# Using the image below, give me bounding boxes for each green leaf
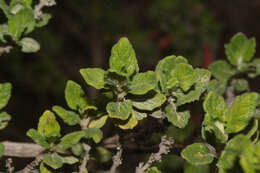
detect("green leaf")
[88,115,108,129]
[249,58,260,78]
[95,146,112,163]
[84,128,103,143]
[225,33,256,68]
[0,0,10,17]
[43,153,63,169]
[19,37,40,53]
[146,167,161,173]
[246,119,258,139]
[118,114,138,129]
[167,63,195,91]
[0,143,4,158]
[0,83,12,110]
[71,143,83,156]
[52,106,81,126]
[36,13,52,27]
[65,80,88,113]
[165,104,190,128]
[203,92,227,122]
[202,120,228,143]
[131,93,166,111]
[56,131,86,151]
[207,79,226,95]
[38,110,61,138]
[61,156,79,165]
[129,71,157,95]
[184,163,210,173]
[233,79,249,92]
[80,68,106,89]
[40,162,52,173]
[226,93,258,133]
[8,7,35,40]
[109,37,139,76]
[133,110,147,120]
[0,112,11,130]
[209,60,235,82]
[26,129,50,149]
[181,143,214,166]
[106,101,132,120]
[0,24,9,43]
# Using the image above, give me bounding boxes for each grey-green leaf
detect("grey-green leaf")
[26,129,50,149]
[80,68,105,89]
[106,101,132,120]
[61,156,79,165]
[56,131,86,151]
[0,83,12,110]
[129,71,157,95]
[109,37,139,76]
[20,37,40,53]
[43,153,63,169]
[132,93,166,111]
[52,106,81,126]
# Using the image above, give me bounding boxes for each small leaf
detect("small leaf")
[118,113,138,129]
[109,37,139,76]
[38,110,61,138]
[181,143,214,165]
[0,24,9,43]
[0,143,4,158]
[233,79,249,92]
[225,33,256,68]
[26,129,50,149]
[36,13,52,27]
[84,128,103,143]
[226,93,258,133]
[165,104,190,128]
[106,101,132,120]
[52,106,81,126]
[65,80,88,113]
[40,162,52,173]
[20,37,40,53]
[61,156,79,164]
[209,60,235,82]
[56,131,86,151]
[146,167,161,173]
[133,110,147,120]
[0,112,11,130]
[202,120,228,143]
[132,93,166,111]
[71,143,83,156]
[129,71,157,95]
[207,79,226,95]
[80,68,106,89]
[43,153,63,169]
[95,146,112,163]
[88,115,108,129]
[0,83,12,110]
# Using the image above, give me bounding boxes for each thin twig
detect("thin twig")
[109,144,123,173]
[0,46,12,56]
[22,154,43,173]
[34,0,56,19]
[79,143,91,173]
[135,136,174,173]
[5,158,14,173]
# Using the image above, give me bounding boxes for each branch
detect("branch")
[21,154,43,173]
[0,46,12,56]
[109,144,122,173]
[79,143,91,173]
[5,158,14,173]
[135,136,174,173]
[34,0,56,19]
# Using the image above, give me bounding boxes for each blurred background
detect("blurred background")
[0,0,260,172]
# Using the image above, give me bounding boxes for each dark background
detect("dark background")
[0,0,260,172]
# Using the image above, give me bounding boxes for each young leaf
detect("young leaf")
[225,33,256,68]
[106,101,132,120]
[109,37,139,76]
[0,83,12,110]
[209,60,235,82]
[19,37,40,53]
[202,120,228,143]
[0,112,11,130]
[84,128,103,143]
[40,162,52,173]
[36,13,52,27]
[65,80,88,113]
[52,106,81,126]
[131,93,166,111]
[56,131,86,151]
[43,153,63,169]
[38,110,61,138]
[181,143,214,166]
[0,143,4,158]
[80,68,105,89]
[165,104,190,128]
[133,110,147,120]
[88,115,108,129]
[226,92,258,133]
[26,129,50,149]
[207,79,226,95]
[129,71,157,95]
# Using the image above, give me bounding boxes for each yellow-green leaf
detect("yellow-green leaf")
[80,68,105,89]
[52,106,81,126]
[38,110,60,138]
[88,115,108,129]
[0,83,12,110]
[106,101,132,120]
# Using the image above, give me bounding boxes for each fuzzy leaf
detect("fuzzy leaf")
[0,83,12,110]
[88,115,108,129]
[209,60,235,82]
[0,112,11,130]
[106,101,132,120]
[26,129,50,149]
[165,104,190,128]
[84,128,103,143]
[80,68,105,89]
[109,37,138,76]
[52,106,81,126]
[20,37,40,53]
[43,153,63,169]
[225,33,255,68]
[56,131,86,151]
[132,93,166,111]
[226,93,258,133]
[181,143,214,166]
[129,71,157,95]
[38,110,60,138]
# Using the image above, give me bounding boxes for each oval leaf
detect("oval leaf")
[88,115,108,129]
[56,131,86,151]
[106,101,132,120]
[52,106,81,126]
[43,153,63,169]
[20,37,40,53]
[84,128,103,143]
[26,129,50,149]
[0,83,12,110]
[80,68,105,89]
[132,93,166,111]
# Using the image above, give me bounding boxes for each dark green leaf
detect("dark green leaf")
[40,162,52,173]
[95,146,112,163]
[0,0,10,17]
[80,68,106,89]
[52,106,81,126]
[26,129,50,149]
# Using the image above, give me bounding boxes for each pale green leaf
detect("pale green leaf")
[88,115,108,129]
[20,37,40,53]
[106,101,132,120]
[80,68,105,89]
[209,60,235,82]
[26,129,50,149]
[84,128,103,143]
[118,114,138,129]
[129,71,157,95]
[52,106,81,126]
[132,93,166,111]
[71,143,83,156]
[56,131,86,151]
[61,156,79,165]
[0,112,11,130]
[0,83,12,110]
[207,79,226,95]
[38,110,61,138]
[109,37,138,76]
[181,143,214,166]
[36,13,52,27]
[43,153,63,169]
[165,104,190,128]
[133,110,147,120]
